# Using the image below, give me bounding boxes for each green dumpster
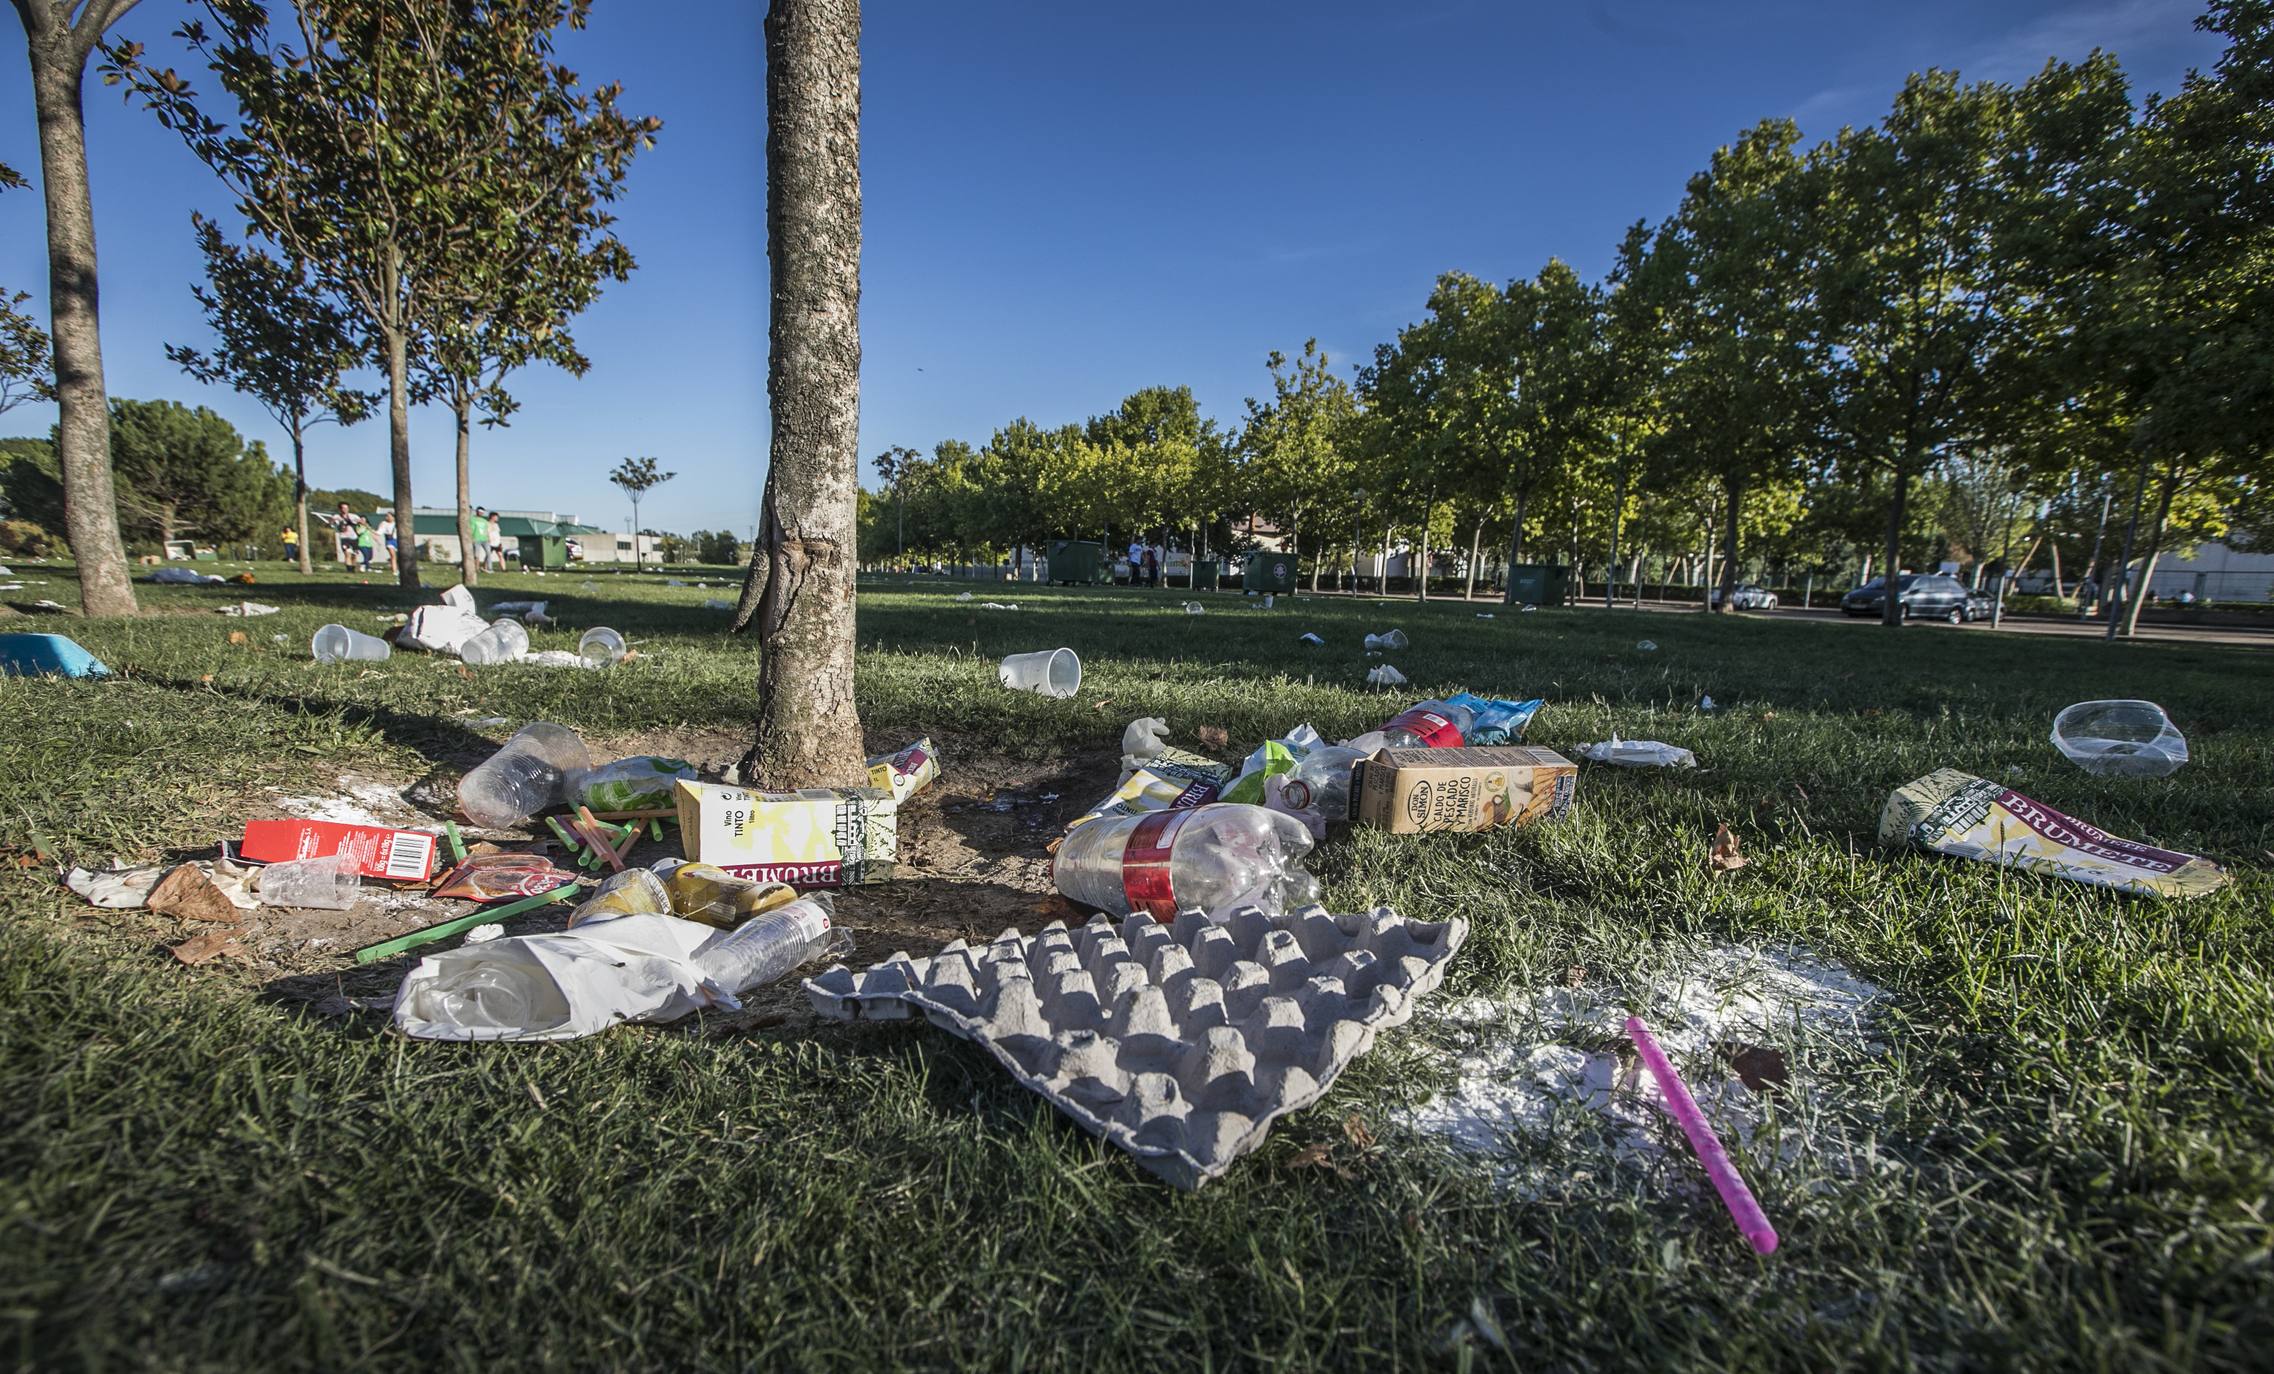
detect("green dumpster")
[1241,550,1298,594]
[519,534,570,570]
[1506,563,1570,606]
[1048,539,1111,586]
[1191,558,1219,592]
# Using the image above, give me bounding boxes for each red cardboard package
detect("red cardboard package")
[239,819,439,883]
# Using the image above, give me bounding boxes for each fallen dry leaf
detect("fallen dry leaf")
[170,930,246,966]
[1089,697,1115,713]
[1709,823,1749,874]
[1285,1140,1352,1178]
[147,864,240,925]
[227,630,248,645]
[1565,964,1587,988]
[1195,725,1231,751]
[1342,1112,1375,1151]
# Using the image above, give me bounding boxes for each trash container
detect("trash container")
[1506,563,1570,606]
[1048,539,1111,586]
[1192,559,1219,592]
[1241,550,1298,594]
[519,534,570,571]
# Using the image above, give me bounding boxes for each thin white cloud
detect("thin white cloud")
[1962,0,2198,83]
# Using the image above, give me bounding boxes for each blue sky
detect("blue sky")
[0,0,2227,537]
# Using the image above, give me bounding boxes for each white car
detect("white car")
[1709,583,1780,610]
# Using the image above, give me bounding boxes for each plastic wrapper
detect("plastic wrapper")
[1072,746,1235,830]
[866,738,941,803]
[1220,724,1324,806]
[1445,692,1544,745]
[567,867,671,926]
[431,853,580,902]
[578,756,696,812]
[1879,768,2227,899]
[1576,736,1697,768]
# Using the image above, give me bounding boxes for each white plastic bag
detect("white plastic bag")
[393,913,724,1042]
[1576,735,1697,768]
[1365,664,1408,688]
[399,603,489,653]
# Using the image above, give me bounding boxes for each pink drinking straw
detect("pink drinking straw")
[1626,1015,1780,1255]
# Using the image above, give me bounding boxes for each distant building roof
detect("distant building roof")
[409,510,607,539]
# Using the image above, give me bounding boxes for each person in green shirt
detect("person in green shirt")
[471,510,492,569]
[354,517,376,570]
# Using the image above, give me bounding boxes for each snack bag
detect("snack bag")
[1070,746,1235,829]
[866,738,941,804]
[431,853,579,901]
[1879,769,2227,899]
[1447,692,1545,746]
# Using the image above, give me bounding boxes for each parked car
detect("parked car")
[1840,573,1971,622]
[1964,589,1996,622]
[1709,583,1780,610]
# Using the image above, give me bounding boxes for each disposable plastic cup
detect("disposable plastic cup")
[459,618,530,666]
[578,626,626,669]
[258,851,360,909]
[312,623,391,663]
[2052,699,2188,778]
[998,647,1080,698]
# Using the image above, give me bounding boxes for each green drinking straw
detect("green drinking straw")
[352,882,583,965]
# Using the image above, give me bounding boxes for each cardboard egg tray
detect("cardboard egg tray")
[804,905,1466,1188]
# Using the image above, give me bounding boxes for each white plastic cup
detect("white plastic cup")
[578,626,626,669]
[998,647,1080,698]
[1263,594,1275,609]
[459,618,530,666]
[312,623,391,663]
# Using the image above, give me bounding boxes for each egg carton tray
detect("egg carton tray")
[804,904,1467,1189]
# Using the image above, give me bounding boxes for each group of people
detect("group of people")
[468,507,507,572]
[1125,539,1167,587]
[327,503,398,575]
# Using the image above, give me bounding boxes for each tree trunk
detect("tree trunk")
[158,501,177,548]
[740,0,867,789]
[1712,477,1744,614]
[1416,496,1431,604]
[290,420,312,575]
[2104,455,2152,640]
[454,394,478,587]
[1464,522,1480,600]
[383,327,420,589]
[1380,523,1391,596]
[26,38,135,616]
[1500,490,1528,607]
[2121,466,2181,639]
[1606,464,1626,610]
[1879,463,1912,627]
[2049,543,2063,600]
[2078,481,2111,605]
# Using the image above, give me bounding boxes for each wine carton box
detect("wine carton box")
[1354,746,1577,834]
[674,780,897,886]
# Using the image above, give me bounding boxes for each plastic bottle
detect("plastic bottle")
[565,867,670,927]
[693,893,842,997]
[1051,803,1321,920]
[457,722,594,829]
[1374,699,1476,748]
[1279,744,1373,821]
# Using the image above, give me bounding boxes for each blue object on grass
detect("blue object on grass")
[0,633,111,678]
[1446,691,1544,745]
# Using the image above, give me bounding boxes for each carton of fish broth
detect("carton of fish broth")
[1879,768,2226,899]
[674,779,897,887]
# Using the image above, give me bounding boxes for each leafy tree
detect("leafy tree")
[1596,220,1677,603]
[734,0,866,788]
[0,434,61,528]
[0,163,53,417]
[15,0,142,615]
[607,455,673,572]
[1660,120,1823,613]
[167,214,373,572]
[105,397,291,547]
[1811,60,2129,625]
[693,528,742,565]
[872,444,922,565]
[1238,341,1358,591]
[116,0,658,592]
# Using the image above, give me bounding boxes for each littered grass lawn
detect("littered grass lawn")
[3,565,2271,1372]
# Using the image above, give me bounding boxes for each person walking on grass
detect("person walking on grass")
[280,525,298,563]
[354,516,376,571]
[471,508,491,573]
[376,512,398,576]
[485,511,506,572]
[334,502,355,565]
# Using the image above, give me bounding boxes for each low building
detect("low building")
[2144,541,2274,604]
[409,508,618,568]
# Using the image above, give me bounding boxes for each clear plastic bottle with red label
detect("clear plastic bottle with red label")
[1051,803,1321,920]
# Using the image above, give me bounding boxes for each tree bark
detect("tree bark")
[740,0,867,789]
[1606,464,1626,610]
[1464,521,1480,601]
[2121,466,2180,639]
[383,327,420,590]
[2104,455,2152,640]
[290,419,312,574]
[1713,476,1743,614]
[1879,462,1912,627]
[454,394,478,587]
[25,32,136,616]
[1416,495,1431,604]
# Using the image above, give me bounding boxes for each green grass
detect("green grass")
[3,563,2271,1371]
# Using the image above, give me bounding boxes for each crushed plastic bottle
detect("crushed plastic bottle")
[2051,699,2188,777]
[1374,699,1477,748]
[1363,628,1409,653]
[457,722,595,829]
[1051,803,1321,920]
[1279,743,1373,822]
[692,893,846,999]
